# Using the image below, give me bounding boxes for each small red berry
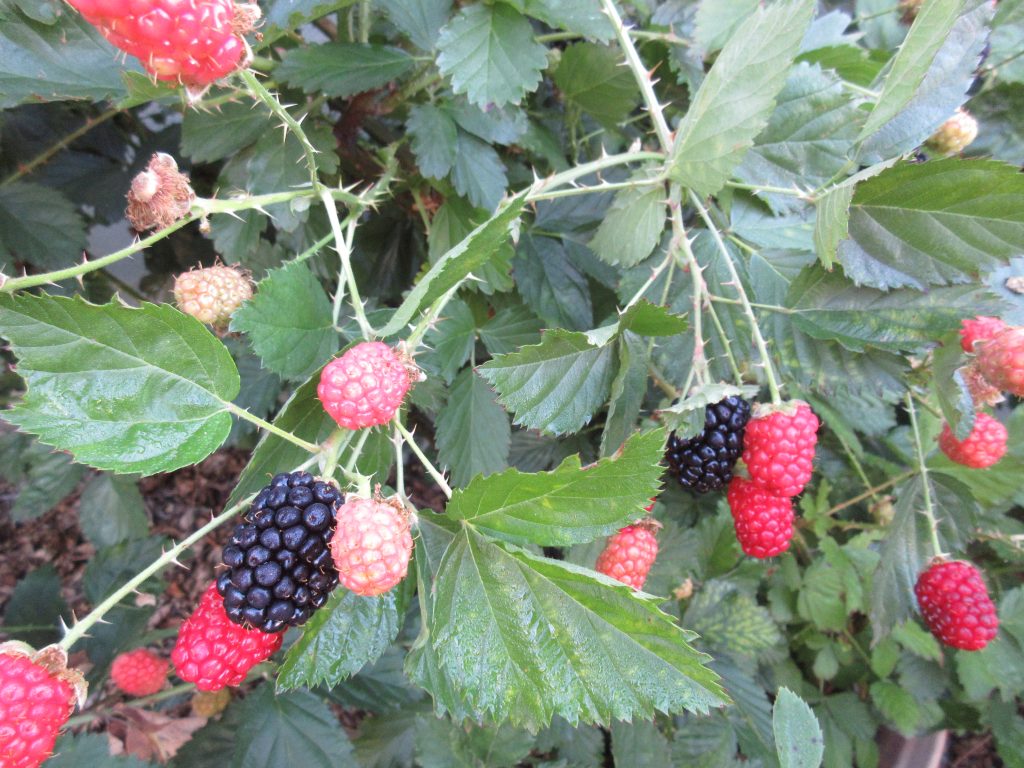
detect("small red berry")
[959,316,1007,353]
[595,523,659,590]
[726,477,794,559]
[110,648,169,697]
[318,342,418,430]
[938,413,1008,469]
[740,400,820,497]
[171,583,283,691]
[0,644,85,768]
[330,496,413,597]
[66,0,260,90]
[914,560,999,651]
[977,326,1024,397]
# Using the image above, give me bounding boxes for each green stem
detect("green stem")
[527,151,665,200]
[223,401,321,453]
[405,284,460,351]
[322,188,373,339]
[623,252,673,310]
[724,181,811,199]
[600,0,673,148]
[905,393,943,558]
[1,107,121,187]
[705,296,744,386]
[358,0,370,42]
[59,455,316,650]
[394,418,452,498]
[827,471,916,516]
[688,190,783,404]
[240,69,322,193]
[672,189,710,388]
[319,428,351,479]
[528,175,666,202]
[65,683,194,727]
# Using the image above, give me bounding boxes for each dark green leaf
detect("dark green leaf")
[451,130,508,211]
[590,184,667,267]
[446,428,664,546]
[276,42,414,97]
[0,182,87,272]
[415,715,534,768]
[436,3,548,108]
[694,0,758,53]
[512,234,593,331]
[2,565,69,647]
[477,328,616,435]
[408,103,458,179]
[181,101,270,164]
[78,473,148,547]
[773,688,825,768]
[869,481,927,644]
[836,159,1024,290]
[521,0,612,41]
[611,719,672,768]
[0,295,239,475]
[436,368,510,487]
[617,300,688,336]
[353,704,423,768]
[553,43,638,127]
[478,303,543,355]
[230,260,338,381]
[277,588,402,691]
[48,733,157,768]
[423,298,476,383]
[600,333,649,457]
[379,0,451,50]
[9,442,84,521]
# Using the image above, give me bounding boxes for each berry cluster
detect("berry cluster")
[218,471,342,633]
[915,560,999,651]
[727,400,819,559]
[67,0,259,90]
[665,396,751,494]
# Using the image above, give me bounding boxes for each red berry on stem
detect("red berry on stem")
[938,413,1007,469]
[318,342,417,430]
[977,326,1024,397]
[66,0,259,89]
[740,400,820,497]
[914,560,999,651]
[171,583,282,691]
[330,496,413,597]
[111,648,169,697]
[726,477,794,559]
[595,523,659,590]
[959,316,1007,353]
[0,644,84,768]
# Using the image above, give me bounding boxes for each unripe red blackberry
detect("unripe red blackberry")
[914,560,998,651]
[173,264,253,327]
[938,413,1008,469]
[218,471,343,633]
[726,477,794,559]
[595,522,659,590]
[318,342,419,430]
[977,326,1024,397]
[110,648,169,697]
[740,401,819,498]
[960,316,1007,354]
[330,495,413,597]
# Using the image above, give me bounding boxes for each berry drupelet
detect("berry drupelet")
[217,471,343,633]
[665,396,752,494]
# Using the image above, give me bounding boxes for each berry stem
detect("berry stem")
[394,418,452,498]
[58,457,317,651]
[905,392,944,558]
[670,189,711,389]
[223,401,320,453]
[65,682,194,727]
[526,151,665,200]
[622,252,673,311]
[687,190,783,405]
[323,189,374,338]
[528,175,666,202]
[318,428,351,479]
[827,470,917,516]
[239,69,323,194]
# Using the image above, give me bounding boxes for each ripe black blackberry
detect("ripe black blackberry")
[217,471,342,633]
[666,396,752,494]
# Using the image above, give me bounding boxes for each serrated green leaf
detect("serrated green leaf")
[329,646,424,712]
[836,159,1024,291]
[512,234,593,331]
[671,713,738,768]
[408,103,458,179]
[277,588,401,691]
[669,0,814,196]
[423,298,476,383]
[451,130,508,211]
[379,0,451,50]
[181,101,270,164]
[786,266,998,353]
[736,63,860,214]
[446,428,664,546]
[2,564,68,647]
[78,473,148,547]
[891,621,943,661]
[685,581,783,661]
[416,715,534,768]
[590,185,666,268]
[0,182,87,272]
[535,716,604,768]
[378,193,526,338]
[869,481,928,644]
[773,688,825,768]
[478,303,542,355]
[869,681,920,736]
[553,43,638,128]
[611,719,671,768]
[230,260,337,381]
[48,732,157,768]
[276,42,414,97]
[436,368,510,488]
[261,0,355,33]
[600,333,649,457]
[617,300,688,337]
[812,159,899,270]
[352,703,423,768]
[416,529,726,729]
[858,0,992,162]
[0,295,238,476]
[694,0,758,53]
[659,383,760,436]
[9,442,84,521]
[234,687,357,768]
[170,697,247,768]
[855,0,967,143]
[436,3,547,108]
[477,328,616,435]
[0,9,134,107]
[449,102,527,145]
[428,196,515,295]
[521,0,612,41]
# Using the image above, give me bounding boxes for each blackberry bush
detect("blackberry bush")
[1,0,1022,765]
